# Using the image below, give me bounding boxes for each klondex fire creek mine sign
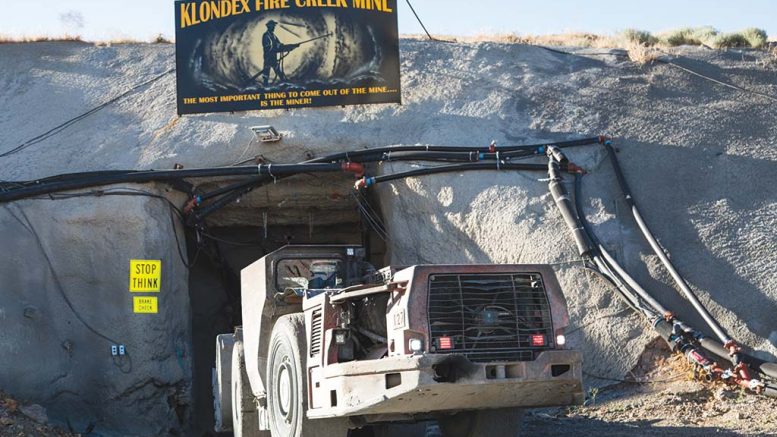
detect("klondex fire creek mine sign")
[174,0,401,114]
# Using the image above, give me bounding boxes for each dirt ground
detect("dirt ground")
[4,344,777,437]
[524,342,777,436]
[0,393,75,437]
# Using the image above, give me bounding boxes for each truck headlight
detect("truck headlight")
[556,334,566,346]
[409,338,424,353]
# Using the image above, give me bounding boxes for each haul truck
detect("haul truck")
[213,245,583,437]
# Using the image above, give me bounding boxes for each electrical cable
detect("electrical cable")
[356,161,552,189]
[182,137,602,223]
[603,142,732,346]
[0,68,175,158]
[354,189,388,234]
[30,187,200,270]
[569,147,777,387]
[306,136,603,164]
[351,191,389,242]
[538,46,629,59]
[404,0,437,42]
[197,231,266,247]
[538,44,777,103]
[654,55,777,104]
[3,204,123,347]
[0,162,363,203]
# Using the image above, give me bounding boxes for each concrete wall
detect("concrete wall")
[0,187,191,435]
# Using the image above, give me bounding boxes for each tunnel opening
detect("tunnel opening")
[183,185,388,434]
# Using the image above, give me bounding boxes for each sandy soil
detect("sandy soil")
[524,344,777,436]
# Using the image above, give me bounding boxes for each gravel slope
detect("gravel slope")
[0,39,775,434]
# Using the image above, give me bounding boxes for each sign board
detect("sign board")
[129,260,161,292]
[174,0,401,114]
[133,296,159,314]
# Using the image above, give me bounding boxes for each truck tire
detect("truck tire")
[214,333,235,432]
[266,314,350,437]
[232,340,265,437]
[438,408,524,437]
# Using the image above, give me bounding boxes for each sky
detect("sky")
[1,0,775,41]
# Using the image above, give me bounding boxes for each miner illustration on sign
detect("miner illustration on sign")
[260,20,300,86]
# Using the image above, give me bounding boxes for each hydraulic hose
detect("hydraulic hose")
[696,336,777,381]
[0,162,364,203]
[187,141,595,222]
[597,245,670,316]
[574,149,777,386]
[591,256,655,318]
[354,161,556,190]
[308,136,604,164]
[0,136,602,216]
[603,142,733,347]
[545,147,594,257]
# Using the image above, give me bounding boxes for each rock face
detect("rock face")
[0,39,775,434]
[0,187,191,435]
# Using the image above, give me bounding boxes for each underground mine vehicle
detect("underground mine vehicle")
[212,245,583,437]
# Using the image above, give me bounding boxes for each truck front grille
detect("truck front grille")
[428,273,554,363]
[310,308,322,357]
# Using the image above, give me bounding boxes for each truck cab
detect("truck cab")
[214,245,583,437]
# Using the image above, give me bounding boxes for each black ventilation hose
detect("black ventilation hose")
[0,163,360,203]
[603,142,734,348]
[572,160,777,387]
[307,136,604,164]
[193,151,530,204]
[190,157,571,224]
[193,148,541,203]
[586,145,777,383]
[186,180,269,225]
[0,136,602,211]
[545,148,594,257]
[572,174,665,318]
[364,161,548,185]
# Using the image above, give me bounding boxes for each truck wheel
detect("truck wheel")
[438,408,524,437]
[232,340,264,437]
[267,314,350,437]
[214,333,235,432]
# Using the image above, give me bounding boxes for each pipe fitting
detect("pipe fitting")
[341,162,365,177]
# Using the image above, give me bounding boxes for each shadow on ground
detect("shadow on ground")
[523,416,749,436]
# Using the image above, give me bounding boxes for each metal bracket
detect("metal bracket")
[250,125,282,143]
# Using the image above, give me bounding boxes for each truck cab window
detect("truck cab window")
[276,259,343,293]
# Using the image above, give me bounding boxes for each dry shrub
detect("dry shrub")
[740,27,768,49]
[0,34,82,44]
[519,33,612,48]
[661,26,718,46]
[153,34,172,44]
[712,32,752,49]
[627,42,660,65]
[620,29,659,46]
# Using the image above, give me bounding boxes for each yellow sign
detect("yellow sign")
[130,260,161,292]
[133,296,158,314]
